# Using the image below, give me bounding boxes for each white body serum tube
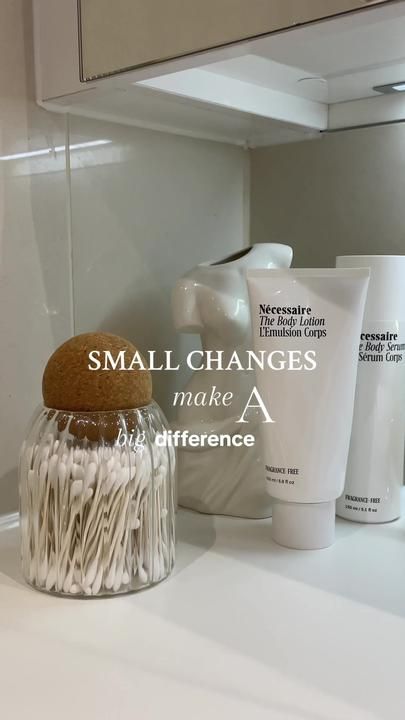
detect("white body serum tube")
[246,269,369,549]
[336,255,405,523]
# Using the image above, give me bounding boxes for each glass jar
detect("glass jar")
[19,402,175,597]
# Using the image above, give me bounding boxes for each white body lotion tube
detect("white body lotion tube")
[336,255,405,523]
[246,269,369,549]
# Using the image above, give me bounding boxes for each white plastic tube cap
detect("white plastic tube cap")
[271,499,336,550]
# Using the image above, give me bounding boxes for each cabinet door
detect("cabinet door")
[78,0,389,81]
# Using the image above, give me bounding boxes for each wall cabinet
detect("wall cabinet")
[34,0,405,147]
[78,0,388,80]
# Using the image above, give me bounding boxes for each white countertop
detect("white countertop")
[1,507,404,720]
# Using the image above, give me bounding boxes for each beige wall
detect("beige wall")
[250,124,405,267]
[0,2,247,514]
[0,1,72,514]
[69,116,247,418]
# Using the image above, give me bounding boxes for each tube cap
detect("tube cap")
[271,499,336,550]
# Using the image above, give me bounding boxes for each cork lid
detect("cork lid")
[42,332,152,412]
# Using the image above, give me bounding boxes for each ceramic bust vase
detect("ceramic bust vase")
[172,243,293,518]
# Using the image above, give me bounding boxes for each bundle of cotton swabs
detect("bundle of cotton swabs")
[20,435,175,596]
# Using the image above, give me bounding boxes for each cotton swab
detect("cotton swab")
[20,426,175,597]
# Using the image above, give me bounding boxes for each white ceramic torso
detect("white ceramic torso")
[172,243,293,518]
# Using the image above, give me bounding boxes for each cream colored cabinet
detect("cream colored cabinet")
[78,0,388,80]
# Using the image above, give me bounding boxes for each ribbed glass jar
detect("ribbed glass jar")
[19,402,175,597]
